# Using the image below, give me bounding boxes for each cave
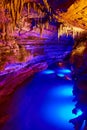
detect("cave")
[0,0,87,130]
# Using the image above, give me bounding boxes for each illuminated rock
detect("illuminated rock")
[58,23,84,38]
[58,0,87,30]
[69,32,87,129]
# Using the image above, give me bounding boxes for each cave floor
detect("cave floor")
[0,65,81,130]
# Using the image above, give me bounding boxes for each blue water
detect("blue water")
[1,67,82,130]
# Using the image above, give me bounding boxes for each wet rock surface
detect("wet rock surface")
[0,24,74,103]
[70,34,87,129]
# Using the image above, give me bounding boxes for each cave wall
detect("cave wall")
[0,23,74,103]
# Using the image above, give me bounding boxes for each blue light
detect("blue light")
[81,120,85,130]
[57,73,65,77]
[41,102,83,129]
[48,85,73,97]
[58,87,73,96]
[40,82,83,129]
[77,110,83,116]
[42,70,54,74]
[58,105,83,121]
[58,68,71,74]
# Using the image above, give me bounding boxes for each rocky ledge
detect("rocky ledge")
[0,26,74,103]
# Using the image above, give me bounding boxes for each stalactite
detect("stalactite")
[0,0,26,40]
[45,21,49,29]
[27,2,30,16]
[58,23,84,39]
[43,0,50,12]
[8,0,24,25]
[0,0,54,41]
[33,2,36,10]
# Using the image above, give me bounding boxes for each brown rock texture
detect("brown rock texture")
[59,0,87,30]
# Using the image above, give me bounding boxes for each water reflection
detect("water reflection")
[40,67,82,130]
[1,66,84,130]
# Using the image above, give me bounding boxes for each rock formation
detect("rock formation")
[69,32,87,129]
[0,0,74,103]
[0,0,87,129]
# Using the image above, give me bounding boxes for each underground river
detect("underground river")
[0,65,83,130]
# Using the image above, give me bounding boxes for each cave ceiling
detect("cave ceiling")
[58,0,87,30]
[0,0,87,40]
